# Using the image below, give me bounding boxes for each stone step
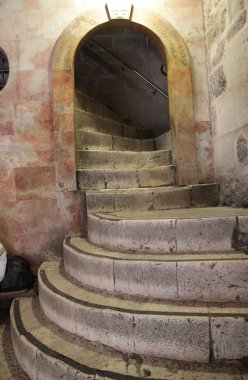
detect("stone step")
[75,109,154,139]
[64,237,248,302]
[11,298,248,380]
[38,261,248,363]
[76,130,156,151]
[75,91,123,122]
[77,165,176,190]
[87,207,248,253]
[85,183,219,212]
[155,131,171,150]
[77,149,172,170]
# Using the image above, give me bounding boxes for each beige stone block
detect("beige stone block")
[78,151,114,169]
[105,170,138,189]
[86,192,114,212]
[224,25,248,88]
[177,260,248,302]
[153,187,191,210]
[75,110,99,132]
[211,317,248,360]
[76,130,112,151]
[114,191,154,211]
[87,214,101,245]
[87,215,177,253]
[215,76,248,138]
[36,350,72,380]
[149,149,172,166]
[39,274,77,334]
[155,132,171,150]
[112,136,140,151]
[133,315,209,362]
[113,151,138,169]
[176,217,236,252]
[11,310,38,380]
[190,183,219,207]
[136,151,151,168]
[138,166,175,187]
[75,305,134,353]
[64,245,115,292]
[77,170,106,190]
[114,260,177,299]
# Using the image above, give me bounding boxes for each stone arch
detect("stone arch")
[52,4,198,191]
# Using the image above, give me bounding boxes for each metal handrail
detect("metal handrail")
[90,38,169,100]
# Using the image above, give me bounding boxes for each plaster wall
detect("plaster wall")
[0,0,211,268]
[203,0,248,206]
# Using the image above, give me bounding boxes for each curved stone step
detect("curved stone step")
[75,109,154,139]
[87,207,248,253]
[155,131,171,150]
[76,130,156,151]
[63,237,248,302]
[75,91,123,122]
[11,298,248,380]
[77,165,176,190]
[85,183,219,212]
[77,149,171,170]
[38,261,248,363]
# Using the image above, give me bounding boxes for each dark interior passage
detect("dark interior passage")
[74,26,170,136]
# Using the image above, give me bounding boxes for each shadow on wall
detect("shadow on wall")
[74,26,170,136]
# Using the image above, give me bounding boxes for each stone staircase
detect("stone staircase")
[10,105,248,379]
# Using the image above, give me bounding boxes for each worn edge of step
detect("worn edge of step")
[77,149,172,170]
[75,108,154,138]
[87,207,248,253]
[77,165,176,190]
[10,298,159,380]
[90,207,248,221]
[76,130,156,151]
[63,237,248,302]
[65,237,248,262]
[38,261,248,362]
[11,298,248,380]
[85,183,220,212]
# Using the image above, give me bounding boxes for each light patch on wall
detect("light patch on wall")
[106,0,133,19]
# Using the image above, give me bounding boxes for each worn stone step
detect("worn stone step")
[11,298,248,380]
[64,237,248,302]
[85,183,219,212]
[75,90,123,122]
[155,131,171,150]
[75,109,154,139]
[87,207,248,253]
[38,261,248,363]
[77,149,172,169]
[76,130,156,151]
[77,165,176,190]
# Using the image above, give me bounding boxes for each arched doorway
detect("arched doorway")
[52,4,198,191]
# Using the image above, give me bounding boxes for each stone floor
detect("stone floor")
[0,308,28,380]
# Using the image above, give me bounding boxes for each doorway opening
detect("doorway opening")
[52,5,198,191]
[74,25,170,137]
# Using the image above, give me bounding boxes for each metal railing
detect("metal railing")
[90,38,169,100]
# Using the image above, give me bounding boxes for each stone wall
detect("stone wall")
[203,0,248,206]
[0,0,211,268]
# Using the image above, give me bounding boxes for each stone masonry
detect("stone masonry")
[203,0,248,206]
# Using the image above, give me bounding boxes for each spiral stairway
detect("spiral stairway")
[10,99,248,379]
